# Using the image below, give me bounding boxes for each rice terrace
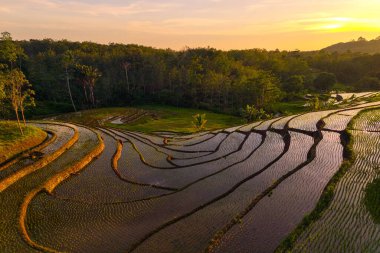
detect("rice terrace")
[2,1,380,251]
[1,91,380,252]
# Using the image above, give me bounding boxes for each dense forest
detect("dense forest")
[1,32,380,117]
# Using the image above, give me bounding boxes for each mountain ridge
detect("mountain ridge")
[322,37,380,54]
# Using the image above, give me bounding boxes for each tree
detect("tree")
[0,64,6,106]
[283,75,304,94]
[76,64,102,107]
[244,71,281,108]
[19,85,35,126]
[122,61,131,93]
[6,69,32,134]
[313,72,337,92]
[0,32,17,68]
[0,70,5,112]
[357,76,380,91]
[62,50,77,111]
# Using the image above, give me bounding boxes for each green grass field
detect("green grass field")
[0,121,47,163]
[108,105,244,133]
[269,101,309,115]
[53,105,244,134]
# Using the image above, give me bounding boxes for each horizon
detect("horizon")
[6,34,380,52]
[1,0,380,51]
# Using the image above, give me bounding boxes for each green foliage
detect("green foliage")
[55,105,242,134]
[0,32,17,67]
[0,120,46,162]
[62,50,76,68]
[0,32,34,125]
[0,34,379,116]
[76,64,102,107]
[306,95,336,111]
[25,101,74,118]
[192,113,208,131]
[267,101,309,115]
[357,76,380,91]
[240,104,271,122]
[307,96,320,111]
[0,121,41,143]
[242,71,282,108]
[313,72,337,92]
[6,69,35,131]
[283,75,304,94]
[0,71,5,107]
[364,173,380,224]
[323,38,380,54]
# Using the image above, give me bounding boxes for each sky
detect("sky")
[1,0,380,51]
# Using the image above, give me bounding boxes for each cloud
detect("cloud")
[2,0,175,16]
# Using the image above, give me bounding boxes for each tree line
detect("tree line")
[1,31,380,118]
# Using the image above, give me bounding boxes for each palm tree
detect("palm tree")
[77,64,101,107]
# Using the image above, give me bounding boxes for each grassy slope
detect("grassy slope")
[48,93,380,134]
[54,105,244,134]
[109,105,244,133]
[0,121,47,164]
[52,107,136,126]
[270,101,309,115]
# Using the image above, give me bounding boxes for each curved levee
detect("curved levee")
[19,126,104,253]
[0,123,79,192]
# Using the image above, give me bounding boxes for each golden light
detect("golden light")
[303,17,380,32]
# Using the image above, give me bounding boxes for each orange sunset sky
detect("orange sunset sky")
[1,0,380,50]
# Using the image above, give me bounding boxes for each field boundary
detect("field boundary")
[0,130,56,172]
[19,126,104,253]
[0,123,79,192]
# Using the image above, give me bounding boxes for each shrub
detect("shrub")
[192,113,207,131]
[240,104,271,122]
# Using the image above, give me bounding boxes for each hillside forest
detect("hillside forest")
[1,32,380,118]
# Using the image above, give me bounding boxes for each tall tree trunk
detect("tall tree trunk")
[90,86,95,107]
[82,82,88,103]
[66,67,77,112]
[14,108,23,135]
[20,107,26,126]
[125,68,130,93]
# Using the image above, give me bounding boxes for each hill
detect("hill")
[323,37,380,54]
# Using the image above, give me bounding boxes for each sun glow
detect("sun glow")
[321,24,344,30]
[301,16,380,33]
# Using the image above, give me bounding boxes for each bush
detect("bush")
[240,104,271,122]
[192,113,207,131]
